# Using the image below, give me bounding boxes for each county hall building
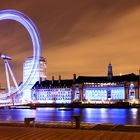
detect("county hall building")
[31,63,140,105]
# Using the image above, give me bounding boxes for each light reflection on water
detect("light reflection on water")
[131,108,137,119]
[0,108,140,124]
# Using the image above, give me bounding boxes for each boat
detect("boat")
[58,108,73,111]
[8,105,36,109]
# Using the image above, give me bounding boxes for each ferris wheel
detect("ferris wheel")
[0,10,41,97]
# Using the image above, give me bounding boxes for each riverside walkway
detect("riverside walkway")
[0,121,140,139]
[0,126,140,140]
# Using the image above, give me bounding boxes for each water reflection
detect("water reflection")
[0,108,140,124]
[131,108,137,119]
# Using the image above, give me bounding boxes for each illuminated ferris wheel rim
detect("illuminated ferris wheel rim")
[0,10,41,94]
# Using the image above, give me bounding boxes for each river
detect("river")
[0,108,140,124]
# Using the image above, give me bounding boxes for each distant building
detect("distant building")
[0,88,6,99]
[32,76,73,104]
[74,73,139,104]
[108,62,113,80]
[22,56,47,103]
[23,56,47,84]
[31,64,140,105]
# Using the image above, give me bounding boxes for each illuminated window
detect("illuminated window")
[129,82,135,100]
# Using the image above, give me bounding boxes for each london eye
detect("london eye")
[0,10,41,101]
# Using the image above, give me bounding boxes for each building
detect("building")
[23,56,47,84]
[74,73,139,104]
[32,76,73,104]
[31,64,140,105]
[0,88,6,99]
[22,56,47,103]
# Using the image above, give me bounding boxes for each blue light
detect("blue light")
[85,87,125,101]
[32,88,72,104]
[0,10,41,94]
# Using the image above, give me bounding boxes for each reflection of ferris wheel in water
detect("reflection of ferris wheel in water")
[0,10,41,96]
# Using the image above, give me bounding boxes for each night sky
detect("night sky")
[0,0,140,86]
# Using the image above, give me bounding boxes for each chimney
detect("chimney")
[58,75,61,84]
[52,76,54,84]
[73,74,76,83]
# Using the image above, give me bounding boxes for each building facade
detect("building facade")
[31,64,140,105]
[73,73,139,104]
[23,56,47,84]
[32,76,73,104]
[22,56,47,103]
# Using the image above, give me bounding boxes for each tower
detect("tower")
[108,62,113,80]
[22,56,47,103]
[23,57,47,84]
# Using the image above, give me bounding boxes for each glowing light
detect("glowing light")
[32,88,72,104]
[85,87,125,101]
[131,108,137,119]
[0,10,41,94]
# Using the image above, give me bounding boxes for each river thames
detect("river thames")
[0,108,140,124]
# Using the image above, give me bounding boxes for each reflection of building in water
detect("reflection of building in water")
[22,56,47,102]
[31,63,140,104]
